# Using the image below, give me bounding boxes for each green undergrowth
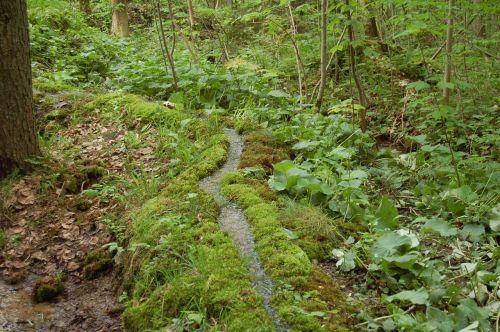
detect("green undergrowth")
[121,125,275,331]
[219,130,352,331]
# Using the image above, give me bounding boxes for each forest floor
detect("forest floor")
[0,88,357,331]
[1,1,498,330]
[0,91,146,330]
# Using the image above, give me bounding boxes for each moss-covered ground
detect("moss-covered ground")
[2,84,357,330]
[220,130,354,331]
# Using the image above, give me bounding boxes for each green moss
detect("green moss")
[239,134,290,172]
[45,109,70,121]
[121,124,275,331]
[278,200,341,260]
[82,250,114,279]
[33,79,76,93]
[33,276,64,303]
[80,164,106,180]
[61,174,79,193]
[0,229,5,248]
[74,198,92,211]
[221,183,265,207]
[84,93,184,125]
[220,167,353,331]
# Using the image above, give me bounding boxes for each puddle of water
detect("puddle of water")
[0,280,53,331]
[199,128,287,331]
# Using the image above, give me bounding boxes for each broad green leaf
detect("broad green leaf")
[273,160,295,172]
[268,89,290,98]
[375,196,399,229]
[407,80,430,91]
[454,299,490,331]
[489,204,500,232]
[437,81,455,90]
[345,169,368,180]
[408,134,427,145]
[292,140,321,150]
[371,231,412,259]
[422,217,458,237]
[332,249,356,272]
[384,253,419,269]
[386,288,429,305]
[327,146,353,160]
[460,224,485,242]
[426,307,454,332]
[269,174,288,191]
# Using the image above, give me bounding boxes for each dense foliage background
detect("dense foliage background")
[21,0,500,329]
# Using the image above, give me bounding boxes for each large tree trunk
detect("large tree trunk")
[0,0,40,179]
[111,0,130,37]
[79,0,91,15]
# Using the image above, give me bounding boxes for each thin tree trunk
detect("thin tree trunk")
[79,0,91,15]
[309,26,347,103]
[443,0,454,105]
[359,0,380,39]
[187,0,195,30]
[0,0,40,179]
[111,0,130,37]
[472,0,485,37]
[346,0,369,131]
[315,0,328,109]
[288,4,306,98]
[156,0,178,89]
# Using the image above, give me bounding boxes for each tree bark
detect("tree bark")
[315,0,327,109]
[111,0,130,37]
[79,0,91,15]
[472,0,485,37]
[359,0,380,39]
[187,0,195,29]
[0,0,40,179]
[288,4,306,98]
[443,0,454,105]
[156,0,178,89]
[346,0,369,131]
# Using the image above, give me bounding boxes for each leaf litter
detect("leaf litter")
[0,92,169,331]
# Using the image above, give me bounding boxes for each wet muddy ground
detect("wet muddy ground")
[0,274,121,331]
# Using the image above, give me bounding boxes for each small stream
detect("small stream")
[198,128,286,331]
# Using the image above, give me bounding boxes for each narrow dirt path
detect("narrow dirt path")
[198,128,287,331]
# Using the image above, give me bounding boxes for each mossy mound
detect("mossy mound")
[45,109,70,121]
[121,123,275,331]
[83,93,184,126]
[220,170,353,331]
[82,250,114,279]
[278,199,342,260]
[239,130,290,171]
[74,198,92,211]
[57,160,107,194]
[33,275,64,303]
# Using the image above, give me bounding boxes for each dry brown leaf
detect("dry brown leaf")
[162,101,176,109]
[67,261,80,272]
